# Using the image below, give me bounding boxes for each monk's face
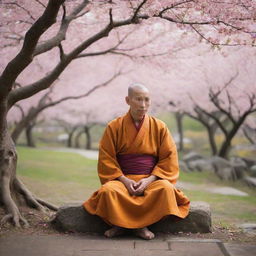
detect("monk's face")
[126,89,151,121]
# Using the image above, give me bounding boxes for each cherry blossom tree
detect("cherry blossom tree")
[168,46,256,158]
[0,0,255,227]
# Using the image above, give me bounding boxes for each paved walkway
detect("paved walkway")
[42,147,99,160]
[0,234,256,256]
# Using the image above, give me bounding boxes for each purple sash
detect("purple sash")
[116,154,158,175]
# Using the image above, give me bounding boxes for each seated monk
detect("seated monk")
[83,84,190,240]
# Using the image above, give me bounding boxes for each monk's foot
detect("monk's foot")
[134,227,155,240]
[104,226,125,238]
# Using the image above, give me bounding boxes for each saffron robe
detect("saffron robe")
[83,111,190,228]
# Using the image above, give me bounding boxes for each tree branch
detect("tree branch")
[0,0,65,98]
[38,71,123,111]
[7,2,150,107]
[188,94,229,137]
[33,0,89,56]
[131,0,148,23]
[13,104,25,119]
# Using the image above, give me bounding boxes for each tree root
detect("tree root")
[1,211,29,228]
[14,178,46,212]
[1,176,58,227]
[0,142,58,227]
[35,197,58,211]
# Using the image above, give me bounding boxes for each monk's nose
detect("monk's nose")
[140,100,146,107]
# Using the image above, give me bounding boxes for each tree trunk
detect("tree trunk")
[67,127,77,148]
[243,125,256,145]
[0,99,57,227]
[25,122,36,147]
[74,130,84,148]
[11,108,38,144]
[206,126,218,155]
[218,117,246,159]
[84,126,92,150]
[175,112,184,152]
[11,119,26,144]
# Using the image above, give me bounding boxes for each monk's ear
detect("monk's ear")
[125,96,130,105]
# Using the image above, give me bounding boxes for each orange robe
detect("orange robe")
[83,111,190,228]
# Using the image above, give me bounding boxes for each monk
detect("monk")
[83,84,190,240]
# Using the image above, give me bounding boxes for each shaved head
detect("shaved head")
[128,83,149,98]
[125,83,150,122]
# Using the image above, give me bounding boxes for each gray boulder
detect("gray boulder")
[230,157,248,179]
[188,159,215,172]
[243,176,256,188]
[183,152,204,164]
[51,201,212,234]
[210,156,246,181]
[241,157,256,168]
[210,156,236,181]
[179,160,190,172]
[211,156,231,170]
[249,165,256,177]
[230,157,247,168]
[217,167,238,181]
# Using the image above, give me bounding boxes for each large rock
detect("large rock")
[249,165,256,177]
[230,157,248,179]
[51,204,109,233]
[211,156,247,181]
[51,201,212,234]
[150,201,211,233]
[211,156,238,181]
[243,176,256,188]
[179,160,190,173]
[188,159,215,172]
[241,157,256,168]
[183,152,204,164]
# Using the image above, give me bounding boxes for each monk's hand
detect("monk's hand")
[117,176,138,196]
[134,175,158,196]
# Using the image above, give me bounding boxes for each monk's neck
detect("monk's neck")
[129,113,145,131]
[130,114,144,124]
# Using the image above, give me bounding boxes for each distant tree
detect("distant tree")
[10,73,120,145]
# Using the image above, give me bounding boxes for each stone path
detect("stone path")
[42,147,99,160]
[0,234,255,256]
[177,181,249,197]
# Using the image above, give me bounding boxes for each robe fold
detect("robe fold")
[83,111,190,229]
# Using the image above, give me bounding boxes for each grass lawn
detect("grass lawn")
[17,146,256,228]
[17,146,100,206]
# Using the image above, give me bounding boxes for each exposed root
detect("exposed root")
[0,138,57,228]
[1,177,58,227]
[1,214,12,224]
[1,208,29,228]
[35,198,58,211]
[14,178,58,212]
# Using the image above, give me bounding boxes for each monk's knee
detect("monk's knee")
[99,181,120,195]
[157,179,174,190]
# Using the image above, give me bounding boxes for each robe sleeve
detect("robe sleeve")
[151,124,179,184]
[97,123,123,184]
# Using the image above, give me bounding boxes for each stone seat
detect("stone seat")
[51,201,211,234]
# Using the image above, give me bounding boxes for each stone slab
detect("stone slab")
[135,241,169,250]
[237,223,256,235]
[170,241,224,256]
[4,234,256,256]
[224,243,256,256]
